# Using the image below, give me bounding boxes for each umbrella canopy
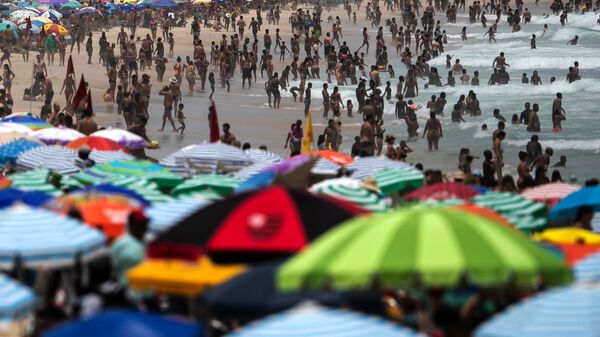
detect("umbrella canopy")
[146,198,209,233]
[0,188,52,208]
[8,169,83,196]
[475,285,600,337]
[244,149,282,164]
[452,204,514,228]
[0,22,17,31]
[59,1,82,9]
[372,167,424,194]
[171,174,240,197]
[108,177,175,204]
[43,310,202,337]
[31,16,52,24]
[0,205,105,269]
[0,122,34,135]
[78,198,140,240]
[9,9,39,21]
[150,0,177,8]
[574,250,600,282]
[0,139,42,166]
[91,128,148,150]
[32,126,84,145]
[18,22,41,33]
[149,186,366,263]
[0,274,35,321]
[161,143,253,175]
[346,156,413,180]
[16,145,80,174]
[66,136,125,151]
[550,186,600,221]
[277,208,571,291]
[73,6,98,14]
[310,177,389,212]
[226,304,419,337]
[1,113,51,131]
[66,184,150,207]
[533,227,600,245]
[74,160,179,188]
[472,192,548,233]
[307,150,353,166]
[200,261,348,320]
[40,9,62,20]
[43,23,68,35]
[403,182,480,201]
[127,257,246,297]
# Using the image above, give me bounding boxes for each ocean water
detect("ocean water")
[286,12,600,180]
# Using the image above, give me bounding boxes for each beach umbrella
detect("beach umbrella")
[59,1,81,9]
[77,199,140,240]
[146,198,209,234]
[550,186,600,221]
[149,186,366,263]
[0,274,35,321]
[0,188,52,208]
[8,169,83,196]
[346,156,413,180]
[403,182,480,201]
[43,23,68,35]
[66,136,125,151]
[18,22,41,33]
[127,257,245,297]
[73,6,97,15]
[277,208,571,291]
[372,167,424,194]
[31,16,52,24]
[200,261,351,320]
[161,143,253,175]
[91,128,147,149]
[171,174,240,197]
[0,122,34,135]
[310,157,342,174]
[43,310,202,337]
[475,284,600,337]
[452,204,514,228]
[472,192,548,233]
[149,0,177,8]
[0,205,105,269]
[16,145,80,174]
[9,9,39,21]
[0,133,42,146]
[1,113,51,131]
[307,150,353,166]
[226,304,420,337]
[40,8,62,20]
[533,227,600,245]
[244,148,283,164]
[0,139,41,166]
[109,177,175,204]
[0,22,17,31]
[310,177,389,212]
[32,126,84,145]
[69,184,150,206]
[73,160,179,188]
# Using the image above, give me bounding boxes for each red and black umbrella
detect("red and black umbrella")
[149,186,366,263]
[402,182,481,201]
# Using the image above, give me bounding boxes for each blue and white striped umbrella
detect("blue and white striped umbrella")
[574,251,600,282]
[146,198,209,233]
[0,139,41,166]
[161,143,253,176]
[0,205,105,269]
[41,9,62,20]
[346,157,413,180]
[244,149,283,164]
[16,145,80,174]
[227,304,419,337]
[88,150,134,163]
[0,274,35,321]
[311,158,341,174]
[476,285,600,337]
[233,161,274,182]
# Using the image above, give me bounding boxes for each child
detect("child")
[352,12,357,26]
[176,103,185,135]
[208,72,215,99]
[116,85,124,115]
[347,99,353,117]
[168,32,175,55]
[384,81,392,100]
[387,64,395,78]
[446,54,453,68]
[530,34,536,49]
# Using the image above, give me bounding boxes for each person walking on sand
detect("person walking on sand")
[158,85,177,132]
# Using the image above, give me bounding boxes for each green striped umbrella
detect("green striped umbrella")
[110,178,175,204]
[277,208,570,291]
[310,178,390,212]
[472,192,547,233]
[74,160,182,188]
[373,168,424,194]
[171,174,240,197]
[9,169,83,196]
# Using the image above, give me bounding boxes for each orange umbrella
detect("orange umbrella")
[78,198,139,240]
[552,243,600,266]
[308,150,353,166]
[0,176,11,189]
[453,203,514,228]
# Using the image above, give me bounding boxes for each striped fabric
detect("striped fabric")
[346,157,412,180]
[233,161,274,182]
[0,274,35,321]
[9,169,84,196]
[16,145,80,174]
[73,160,177,187]
[244,149,283,164]
[476,285,600,337]
[0,206,105,269]
[88,151,134,164]
[472,192,548,232]
[31,126,84,145]
[161,143,253,176]
[521,183,581,203]
[172,174,240,197]
[574,251,600,282]
[91,128,148,149]
[373,168,424,194]
[311,158,341,174]
[310,178,390,212]
[227,304,419,337]
[0,139,42,166]
[146,198,209,233]
[110,178,174,204]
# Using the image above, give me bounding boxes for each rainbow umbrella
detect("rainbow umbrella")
[1,113,51,131]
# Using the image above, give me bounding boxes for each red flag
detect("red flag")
[72,75,87,111]
[66,55,74,79]
[208,100,219,143]
[86,89,93,115]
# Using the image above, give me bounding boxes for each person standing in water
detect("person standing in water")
[423,112,442,151]
[552,92,566,131]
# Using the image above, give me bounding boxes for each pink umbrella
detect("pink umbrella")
[521,183,581,208]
